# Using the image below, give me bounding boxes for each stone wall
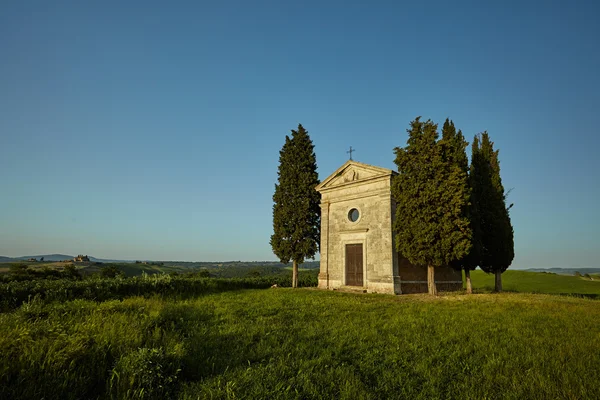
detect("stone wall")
[398,256,463,293]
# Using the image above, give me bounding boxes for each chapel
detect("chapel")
[315,160,463,294]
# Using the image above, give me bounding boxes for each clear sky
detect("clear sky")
[1,1,599,267]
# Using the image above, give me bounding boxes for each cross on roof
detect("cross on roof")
[347,146,355,161]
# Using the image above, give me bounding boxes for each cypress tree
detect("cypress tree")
[441,119,478,294]
[270,124,320,288]
[392,117,472,295]
[470,132,514,291]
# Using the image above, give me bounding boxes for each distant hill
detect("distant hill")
[0,254,132,263]
[0,256,320,267]
[16,254,75,262]
[161,260,321,269]
[87,256,133,263]
[0,254,76,262]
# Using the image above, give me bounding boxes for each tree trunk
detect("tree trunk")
[465,269,472,294]
[292,260,298,288]
[494,271,502,292]
[427,265,437,296]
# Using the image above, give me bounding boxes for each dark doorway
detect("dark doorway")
[345,243,363,286]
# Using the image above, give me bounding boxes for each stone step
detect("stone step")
[334,286,368,294]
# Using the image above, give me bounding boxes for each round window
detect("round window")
[348,208,360,222]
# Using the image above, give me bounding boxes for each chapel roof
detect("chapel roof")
[315,160,397,192]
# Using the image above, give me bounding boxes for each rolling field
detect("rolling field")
[1,283,599,399]
[469,269,600,296]
[0,261,193,277]
[0,261,320,280]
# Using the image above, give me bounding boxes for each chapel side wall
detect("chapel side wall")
[390,197,400,293]
[436,267,463,292]
[320,177,395,293]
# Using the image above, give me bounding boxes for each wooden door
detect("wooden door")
[345,244,363,286]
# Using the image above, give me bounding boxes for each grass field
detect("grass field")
[1,285,599,399]
[469,269,600,296]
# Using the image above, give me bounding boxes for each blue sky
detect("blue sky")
[1,1,598,267]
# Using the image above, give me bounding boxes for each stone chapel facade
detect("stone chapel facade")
[315,160,463,294]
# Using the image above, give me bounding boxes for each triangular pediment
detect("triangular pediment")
[316,160,396,191]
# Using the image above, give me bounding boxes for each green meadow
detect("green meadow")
[1,270,599,399]
[469,269,600,297]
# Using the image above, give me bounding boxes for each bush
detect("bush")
[63,264,82,280]
[9,263,29,274]
[101,266,125,279]
[197,270,211,278]
[109,347,181,400]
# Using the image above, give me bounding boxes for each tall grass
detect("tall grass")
[1,289,599,399]
[0,271,317,311]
